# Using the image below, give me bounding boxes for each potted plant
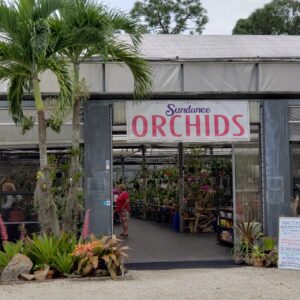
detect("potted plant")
[250,244,266,267]
[262,236,276,253]
[265,247,278,267]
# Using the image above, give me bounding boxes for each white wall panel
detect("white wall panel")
[105,63,134,92]
[0,80,8,93]
[79,63,103,93]
[152,63,181,92]
[259,64,300,92]
[184,63,256,92]
[39,70,60,93]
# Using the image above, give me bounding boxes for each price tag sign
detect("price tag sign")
[278,217,300,270]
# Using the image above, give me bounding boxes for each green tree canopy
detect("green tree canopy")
[130,0,208,34]
[233,0,300,35]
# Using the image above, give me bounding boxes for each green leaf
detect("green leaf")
[0,241,24,270]
[52,251,75,275]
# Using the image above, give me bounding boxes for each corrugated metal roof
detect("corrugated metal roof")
[118,35,300,61]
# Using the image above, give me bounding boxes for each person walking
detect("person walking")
[116,184,130,237]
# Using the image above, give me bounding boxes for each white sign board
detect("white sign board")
[126,101,250,143]
[278,217,300,270]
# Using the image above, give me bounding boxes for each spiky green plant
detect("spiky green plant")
[52,251,75,275]
[26,234,60,266]
[0,241,24,270]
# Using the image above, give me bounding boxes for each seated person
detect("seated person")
[1,182,22,210]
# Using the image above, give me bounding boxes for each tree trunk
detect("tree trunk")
[34,167,60,236]
[33,78,60,236]
[63,63,82,233]
[37,110,47,168]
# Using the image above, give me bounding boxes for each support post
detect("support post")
[84,100,113,236]
[263,100,292,237]
[178,142,184,232]
[121,157,125,183]
[141,145,147,186]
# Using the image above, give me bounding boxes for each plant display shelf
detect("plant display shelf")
[218,207,233,245]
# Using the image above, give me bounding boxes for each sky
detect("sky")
[101,0,272,34]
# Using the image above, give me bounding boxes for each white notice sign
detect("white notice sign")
[278,217,300,270]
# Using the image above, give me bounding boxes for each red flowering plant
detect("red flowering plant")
[184,148,216,207]
[185,168,216,206]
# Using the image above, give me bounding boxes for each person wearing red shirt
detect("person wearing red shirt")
[116,184,130,237]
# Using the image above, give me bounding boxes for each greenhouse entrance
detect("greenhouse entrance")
[111,100,262,264]
[113,144,234,264]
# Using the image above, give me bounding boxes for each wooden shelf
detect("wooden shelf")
[218,207,234,245]
[219,216,233,221]
[219,207,233,212]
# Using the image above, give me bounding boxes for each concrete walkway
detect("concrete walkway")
[1,267,299,300]
[115,218,231,263]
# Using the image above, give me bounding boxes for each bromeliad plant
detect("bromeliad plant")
[72,237,104,276]
[101,235,129,280]
[72,235,128,279]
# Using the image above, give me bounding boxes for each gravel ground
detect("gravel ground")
[0,267,299,300]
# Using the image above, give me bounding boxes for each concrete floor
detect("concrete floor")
[1,268,300,300]
[114,218,231,264]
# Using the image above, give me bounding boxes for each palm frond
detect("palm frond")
[53,0,111,60]
[17,0,34,20]
[0,63,31,124]
[107,9,143,47]
[0,2,18,41]
[33,0,64,20]
[42,56,73,119]
[7,75,31,124]
[102,40,152,100]
[0,41,33,68]
[0,61,31,80]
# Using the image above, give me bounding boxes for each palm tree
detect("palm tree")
[0,0,73,235]
[52,0,152,232]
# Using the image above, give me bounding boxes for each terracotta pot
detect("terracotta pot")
[8,209,25,222]
[46,269,55,279]
[253,258,264,267]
